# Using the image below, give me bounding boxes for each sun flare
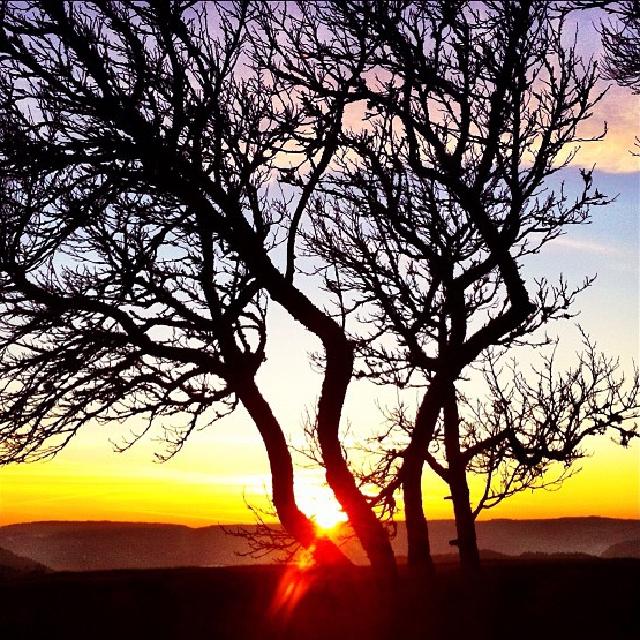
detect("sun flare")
[312,504,348,532]
[297,484,348,533]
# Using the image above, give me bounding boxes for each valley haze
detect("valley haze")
[0,517,638,572]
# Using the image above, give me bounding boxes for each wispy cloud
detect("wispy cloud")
[551,237,635,258]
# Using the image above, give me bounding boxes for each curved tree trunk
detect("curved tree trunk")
[448,462,481,574]
[189,192,334,559]
[234,227,397,575]
[189,181,396,575]
[237,378,315,546]
[316,336,398,580]
[236,376,351,564]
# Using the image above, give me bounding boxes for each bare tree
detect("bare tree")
[1,0,635,582]
[0,0,397,574]
[288,0,637,573]
[375,337,639,535]
[473,338,639,500]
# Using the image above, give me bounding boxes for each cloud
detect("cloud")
[551,236,633,258]
[569,85,640,173]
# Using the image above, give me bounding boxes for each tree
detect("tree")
[1,0,636,582]
[0,0,396,575]
[600,0,640,92]
[371,336,639,546]
[288,0,638,572]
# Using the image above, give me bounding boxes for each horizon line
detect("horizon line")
[3,514,639,529]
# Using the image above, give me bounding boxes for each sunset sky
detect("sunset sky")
[0,7,638,528]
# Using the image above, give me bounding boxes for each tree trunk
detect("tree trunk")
[205,199,396,576]
[402,380,445,572]
[316,338,398,581]
[237,377,351,562]
[403,455,435,575]
[190,211,326,556]
[448,462,481,573]
[443,383,481,574]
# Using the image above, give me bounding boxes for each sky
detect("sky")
[0,6,638,528]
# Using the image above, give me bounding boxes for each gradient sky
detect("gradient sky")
[0,6,638,527]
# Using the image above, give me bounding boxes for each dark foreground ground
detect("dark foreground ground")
[1,559,638,640]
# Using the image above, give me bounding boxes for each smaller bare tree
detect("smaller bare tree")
[434,336,638,519]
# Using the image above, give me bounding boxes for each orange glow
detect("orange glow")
[0,389,638,527]
[296,484,348,533]
[295,545,317,571]
[269,544,316,625]
[311,505,348,533]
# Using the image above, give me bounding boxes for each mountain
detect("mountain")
[434,517,640,557]
[0,521,237,571]
[0,546,49,575]
[0,517,638,572]
[345,517,640,561]
[601,539,640,559]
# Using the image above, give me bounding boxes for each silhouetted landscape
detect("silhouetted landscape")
[0,554,638,639]
[1,1,639,638]
[0,545,49,576]
[0,519,638,639]
[1,517,639,571]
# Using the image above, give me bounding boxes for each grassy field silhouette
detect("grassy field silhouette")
[1,559,638,640]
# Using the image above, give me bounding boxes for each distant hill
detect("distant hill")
[0,521,235,572]
[428,517,640,557]
[601,539,640,559]
[348,517,640,562]
[0,517,638,572]
[0,546,49,575]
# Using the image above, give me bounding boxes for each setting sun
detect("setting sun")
[312,504,348,532]
[296,484,348,533]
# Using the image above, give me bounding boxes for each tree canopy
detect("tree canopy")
[0,0,637,578]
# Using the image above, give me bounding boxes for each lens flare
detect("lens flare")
[296,484,348,533]
[269,544,316,624]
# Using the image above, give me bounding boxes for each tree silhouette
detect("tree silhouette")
[0,0,397,575]
[0,0,637,582]
[600,0,640,92]
[285,0,638,572]
[365,336,638,550]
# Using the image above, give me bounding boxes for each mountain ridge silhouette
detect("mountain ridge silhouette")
[1,517,638,571]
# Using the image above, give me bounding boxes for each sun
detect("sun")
[312,502,348,532]
[297,483,348,533]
